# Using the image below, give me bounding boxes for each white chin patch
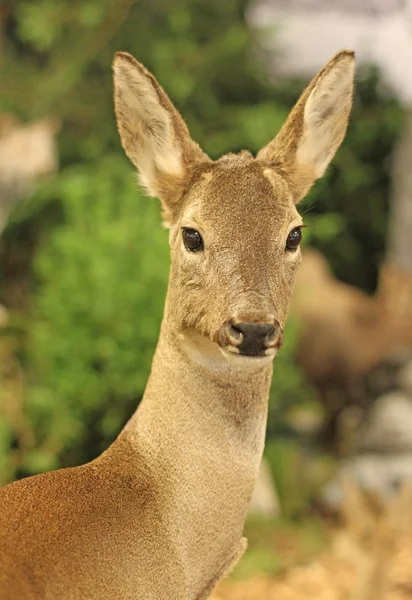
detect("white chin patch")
[218,346,277,367]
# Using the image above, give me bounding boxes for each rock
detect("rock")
[324,454,412,509]
[323,391,412,509]
[355,392,412,454]
[249,457,280,518]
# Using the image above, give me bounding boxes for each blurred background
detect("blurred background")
[1,0,412,598]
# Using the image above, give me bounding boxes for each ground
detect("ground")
[211,493,412,600]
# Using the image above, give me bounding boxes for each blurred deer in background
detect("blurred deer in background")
[292,249,412,448]
[0,50,355,600]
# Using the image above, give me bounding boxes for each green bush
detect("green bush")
[21,158,169,475]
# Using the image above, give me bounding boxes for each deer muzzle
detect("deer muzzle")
[218,318,283,357]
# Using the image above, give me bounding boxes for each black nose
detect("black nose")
[229,321,278,356]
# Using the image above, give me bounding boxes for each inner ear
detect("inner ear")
[113,52,210,219]
[298,55,355,179]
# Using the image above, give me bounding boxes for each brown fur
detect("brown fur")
[0,50,355,599]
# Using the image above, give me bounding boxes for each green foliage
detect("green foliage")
[0,0,404,483]
[1,157,169,482]
[268,317,316,435]
[24,158,168,472]
[232,515,327,580]
[264,439,335,518]
[1,0,287,159]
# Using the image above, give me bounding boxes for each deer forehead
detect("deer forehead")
[180,156,301,239]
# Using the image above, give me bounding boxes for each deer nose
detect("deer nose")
[223,320,281,356]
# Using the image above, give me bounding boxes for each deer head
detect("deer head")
[113,51,354,366]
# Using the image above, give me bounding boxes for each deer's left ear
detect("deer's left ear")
[113,52,210,222]
[258,50,355,203]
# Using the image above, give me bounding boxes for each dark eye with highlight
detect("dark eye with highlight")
[182,228,204,252]
[286,227,303,251]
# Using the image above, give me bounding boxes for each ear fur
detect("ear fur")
[113,52,210,220]
[258,50,355,203]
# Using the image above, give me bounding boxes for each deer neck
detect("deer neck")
[112,302,273,593]
[123,308,273,468]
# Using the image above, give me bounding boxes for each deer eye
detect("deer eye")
[286,227,302,251]
[182,228,204,252]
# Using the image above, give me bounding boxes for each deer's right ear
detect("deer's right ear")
[258,50,355,204]
[113,52,210,222]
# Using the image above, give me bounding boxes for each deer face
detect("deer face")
[167,157,303,361]
[113,51,354,364]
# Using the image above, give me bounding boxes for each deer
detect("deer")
[0,50,355,600]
